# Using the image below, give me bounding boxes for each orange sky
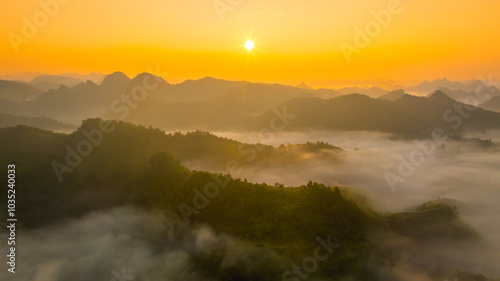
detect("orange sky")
[1,0,499,87]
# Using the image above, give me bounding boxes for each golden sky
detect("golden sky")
[1,0,499,87]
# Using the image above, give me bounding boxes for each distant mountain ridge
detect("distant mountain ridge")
[480,95,500,113]
[0,72,104,83]
[0,73,340,125]
[0,80,42,101]
[248,91,500,137]
[378,89,407,101]
[3,73,500,137]
[0,112,75,131]
[336,86,388,98]
[405,77,499,96]
[30,75,85,91]
[426,86,500,104]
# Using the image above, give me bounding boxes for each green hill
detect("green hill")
[0,120,496,281]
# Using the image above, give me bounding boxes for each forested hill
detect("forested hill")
[0,120,495,281]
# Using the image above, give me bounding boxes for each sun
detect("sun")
[244,40,254,51]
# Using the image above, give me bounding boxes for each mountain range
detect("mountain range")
[2,73,500,137]
[405,77,499,94]
[247,91,500,137]
[0,80,42,101]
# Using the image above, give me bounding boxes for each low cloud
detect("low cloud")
[11,207,287,281]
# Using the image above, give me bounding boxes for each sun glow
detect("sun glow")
[244,40,254,51]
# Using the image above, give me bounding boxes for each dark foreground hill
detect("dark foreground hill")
[0,120,498,281]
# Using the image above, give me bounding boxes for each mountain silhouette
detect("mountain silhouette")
[30,75,84,91]
[0,80,42,101]
[3,74,500,137]
[0,112,75,131]
[378,89,407,101]
[336,86,388,97]
[428,86,500,104]
[248,91,500,136]
[100,71,131,91]
[480,95,500,113]
[406,77,465,93]
[296,81,313,90]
